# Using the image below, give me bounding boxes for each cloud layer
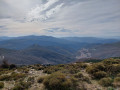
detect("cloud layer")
[0,0,120,37]
[26,0,64,21]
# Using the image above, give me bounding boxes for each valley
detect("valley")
[0,36,120,65]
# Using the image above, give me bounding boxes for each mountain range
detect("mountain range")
[76,42,120,60]
[0,35,120,65]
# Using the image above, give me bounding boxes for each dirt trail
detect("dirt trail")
[28,69,47,90]
[80,70,105,90]
[1,69,47,90]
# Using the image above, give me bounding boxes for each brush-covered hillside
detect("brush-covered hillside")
[76,42,120,59]
[0,57,120,90]
[0,45,74,65]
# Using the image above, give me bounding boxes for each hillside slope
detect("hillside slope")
[0,36,110,50]
[0,45,74,65]
[0,58,120,90]
[76,42,120,59]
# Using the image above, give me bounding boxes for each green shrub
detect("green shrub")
[102,59,120,76]
[0,82,4,89]
[103,59,120,65]
[43,69,55,74]
[99,77,112,87]
[12,84,23,90]
[113,64,120,74]
[9,64,17,69]
[43,72,78,90]
[11,73,26,80]
[17,67,29,73]
[82,76,91,83]
[43,66,59,74]
[106,64,120,75]
[74,72,91,83]
[0,75,11,81]
[117,73,120,77]
[79,63,88,68]
[74,72,83,78]
[68,68,80,74]
[12,81,31,90]
[94,63,105,71]
[86,63,105,74]
[75,63,88,69]
[27,77,34,83]
[113,77,120,87]
[107,87,115,90]
[94,71,107,79]
[31,64,44,70]
[37,76,45,83]
[86,66,97,74]
[0,72,26,81]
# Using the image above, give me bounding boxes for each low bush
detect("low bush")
[74,72,91,83]
[0,75,11,81]
[78,63,88,69]
[43,72,78,90]
[105,64,120,75]
[43,66,60,74]
[31,64,44,70]
[0,82,4,89]
[12,84,23,90]
[74,72,83,78]
[11,72,26,80]
[107,87,115,90]
[17,67,29,73]
[12,81,31,90]
[93,71,107,79]
[99,77,112,87]
[113,77,120,87]
[9,64,17,69]
[86,59,120,79]
[117,73,120,77]
[27,77,34,83]
[0,72,26,81]
[86,66,97,74]
[68,68,80,74]
[103,58,120,65]
[82,76,91,83]
[86,63,105,74]
[0,60,17,69]
[37,76,45,83]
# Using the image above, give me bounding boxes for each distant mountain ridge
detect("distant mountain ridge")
[0,45,74,65]
[62,37,119,44]
[0,35,102,50]
[76,42,120,59]
[0,35,120,65]
[0,36,14,41]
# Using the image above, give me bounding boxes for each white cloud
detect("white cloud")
[0,0,120,37]
[45,3,64,20]
[26,0,63,21]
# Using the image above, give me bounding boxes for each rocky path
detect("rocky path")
[80,70,105,90]
[28,69,47,90]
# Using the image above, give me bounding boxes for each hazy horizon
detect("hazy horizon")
[0,0,120,37]
[0,35,120,39]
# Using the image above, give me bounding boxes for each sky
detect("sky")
[0,0,120,37]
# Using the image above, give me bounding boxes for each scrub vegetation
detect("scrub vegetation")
[0,57,120,90]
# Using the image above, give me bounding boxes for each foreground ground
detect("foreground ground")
[0,57,120,90]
